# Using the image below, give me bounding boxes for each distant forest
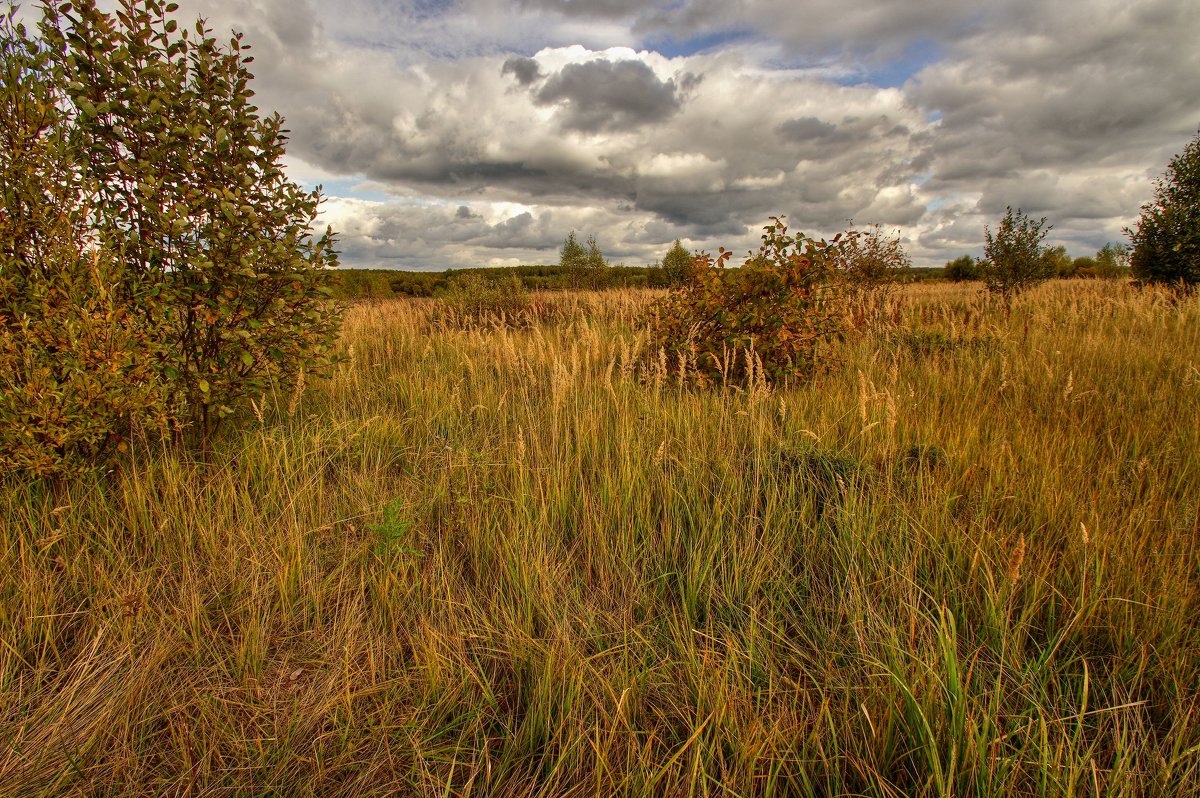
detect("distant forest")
[331,263,947,300]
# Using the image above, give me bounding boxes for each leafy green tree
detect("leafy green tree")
[556,231,607,289]
[559,230,587,289]
[1094,242,1130,279]
[943,254,978,282]
[979,207,1054,297]
[39,0,341,443]
[1041,245,1073,277]
[660,239,692,286]
[1127,130,1200,291]
[1,9,169,476]
[583,234,607,288]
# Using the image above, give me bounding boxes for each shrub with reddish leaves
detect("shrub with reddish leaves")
[648,217,847,387]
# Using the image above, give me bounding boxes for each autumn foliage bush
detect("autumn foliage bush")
[0,162,172,476]
[648,217,847,387]
[0,247,172,477]
[1,11,170,477]
[41,0,342,442]
[1,2,340,476]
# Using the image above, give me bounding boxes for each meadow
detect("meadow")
[1,280,1198,796]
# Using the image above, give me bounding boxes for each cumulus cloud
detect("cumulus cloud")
[534,58,685,132]
[148,0,1199,268]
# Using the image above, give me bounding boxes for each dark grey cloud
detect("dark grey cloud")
[633,190,759,235]
[473,211,565,249]
[629,0,989,65]
[501,56,544,85]
[776,117,841,143]
[535,59,683,133]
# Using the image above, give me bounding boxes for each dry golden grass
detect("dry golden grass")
[2,280,1198,796]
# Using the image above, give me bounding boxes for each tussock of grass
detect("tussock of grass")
[2,281,1199,796]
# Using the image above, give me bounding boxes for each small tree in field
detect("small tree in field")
[837,224,911,286]
[1,10,169,476]
[559,231,606,289]
[660,239,692,286]
[648,217,846,387]
[39,0,341,444]
[979,207,1053,298]
[559,230,587,288]
[1127,131,1200,291]
[583,234,607,288]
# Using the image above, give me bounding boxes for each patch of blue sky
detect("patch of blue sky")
[303,177,393,203]
[645,29,753,58]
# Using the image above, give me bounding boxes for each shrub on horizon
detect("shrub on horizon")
[559,231,608,290]
[944,255,979,282]
[1094,243,1131,279]
[835,223,910,330]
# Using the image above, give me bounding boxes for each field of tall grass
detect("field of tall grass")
[2,281,1198,796]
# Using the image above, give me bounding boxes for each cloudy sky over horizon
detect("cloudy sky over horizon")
[87,0,1200,268]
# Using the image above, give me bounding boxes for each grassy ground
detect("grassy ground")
[1,281,1198,796]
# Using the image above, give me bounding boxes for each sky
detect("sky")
[33,0,1200,269]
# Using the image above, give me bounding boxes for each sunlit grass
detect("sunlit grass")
[2,281,1198,796]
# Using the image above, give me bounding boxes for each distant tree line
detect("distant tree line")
[332,263,673,300]
[332,231,943,301]
[331,262,948,301]
[942,241,1132,284]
